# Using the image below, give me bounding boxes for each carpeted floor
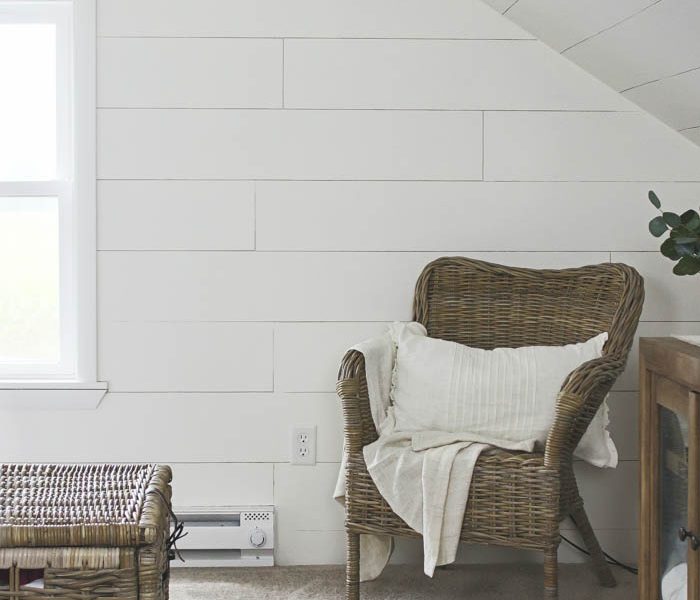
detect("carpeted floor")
[170,565,637,599]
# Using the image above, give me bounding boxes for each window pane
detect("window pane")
[0,197,60,365]
[0,24,57,181]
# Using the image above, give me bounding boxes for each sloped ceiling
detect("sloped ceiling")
[484,0,700,147]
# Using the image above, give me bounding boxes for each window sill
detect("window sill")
[0,382,108,410]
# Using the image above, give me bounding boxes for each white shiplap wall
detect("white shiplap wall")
[4,0,700,567]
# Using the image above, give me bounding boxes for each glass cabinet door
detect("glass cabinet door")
[659,405,690,600]
[656,391,700,600]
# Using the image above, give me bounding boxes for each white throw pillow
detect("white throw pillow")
[389,323,618,468]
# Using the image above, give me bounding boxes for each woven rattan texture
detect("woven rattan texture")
[337,257,644,600]
[0,464,172,600]
[0,464,171,548]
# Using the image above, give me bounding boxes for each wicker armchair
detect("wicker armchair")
[337,257,644,600]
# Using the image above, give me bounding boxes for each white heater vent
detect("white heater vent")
[242,511,271,523]
[172,505,274,568]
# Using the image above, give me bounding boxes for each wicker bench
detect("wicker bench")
[0,464,172,599]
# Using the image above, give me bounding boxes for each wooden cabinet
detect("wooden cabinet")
[640,337,700,600]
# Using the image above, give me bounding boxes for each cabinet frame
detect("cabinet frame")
[640,337,700,600]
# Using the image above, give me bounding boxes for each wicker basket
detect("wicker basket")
[0,464,172,600]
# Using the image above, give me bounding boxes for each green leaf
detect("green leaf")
[673,256,700,276]
[681,209,699,223]
[673,262,688,275]
[673,237,698,244]
[649,216,668,237]
[661,238,681,260]
[649,190,661,209]
[663,211,682,227]
[683,210,700,231]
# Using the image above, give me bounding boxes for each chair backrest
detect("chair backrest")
[413,257,644,357]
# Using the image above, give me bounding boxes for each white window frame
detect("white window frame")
[0,0,106,408]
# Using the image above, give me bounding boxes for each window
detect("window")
[0,1,102,401]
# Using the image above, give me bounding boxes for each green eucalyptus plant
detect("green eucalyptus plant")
[648,190,700,276]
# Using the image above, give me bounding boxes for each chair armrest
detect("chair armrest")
[337,350,379,453]
[544,353,626,468]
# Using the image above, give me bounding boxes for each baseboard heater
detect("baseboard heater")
[171,506,274,567]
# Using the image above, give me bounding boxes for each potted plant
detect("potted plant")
[648,190,700,275]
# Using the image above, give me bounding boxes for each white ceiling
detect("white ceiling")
[484,0,700,146]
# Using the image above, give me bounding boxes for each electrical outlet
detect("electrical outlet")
[291,426,316,465]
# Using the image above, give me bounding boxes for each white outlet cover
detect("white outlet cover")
[291,425,316,466]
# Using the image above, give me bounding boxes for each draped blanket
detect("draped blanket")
[334,324,534,579]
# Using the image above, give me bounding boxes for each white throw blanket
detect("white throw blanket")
[662,563,687,600]
[334,323,535,579]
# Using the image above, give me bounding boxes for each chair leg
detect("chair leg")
[544,546,558,600]
[570,505,616,588]
[346,530,360,600]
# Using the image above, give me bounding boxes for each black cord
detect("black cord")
[147,488,188,562]
[559,533,638,575]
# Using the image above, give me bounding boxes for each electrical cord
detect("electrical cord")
[147,488,188,562]
[559,533,638,575]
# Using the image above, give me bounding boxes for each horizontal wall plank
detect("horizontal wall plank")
[97,109,483,181]
[274,463,344,533]
[285,39,628,110]
[503,0,657,52]
[275,530,346,566]
[607,392,639,462]
[98,181,255,250]
[171,463,273,507]
[98,38,282,108]
[98,252,609,322]
[256,181,700,251]
[485,111,700,181]
[573,461,638,531]
[624,68,700,131]
[98,251,417,322]
[0,393,343,464]
[612,252,700,322]
[565,0,700,91]
[275,322,390,392]
[99,322,273,391]
[97,0,530,39]
[615,322,700,391]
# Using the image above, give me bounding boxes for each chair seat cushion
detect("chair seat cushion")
[390,323,616,467]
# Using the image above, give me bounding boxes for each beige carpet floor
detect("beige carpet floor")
[170,565,637,599]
